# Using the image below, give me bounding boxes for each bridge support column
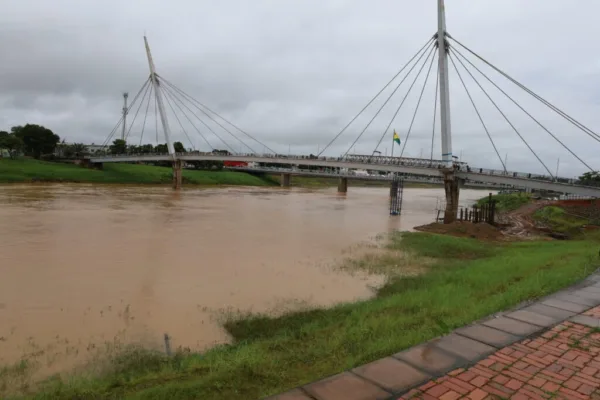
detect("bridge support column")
[338,177,348,193]
[173,160,183,190]
[281,173,291,187]
[443,171,460,224]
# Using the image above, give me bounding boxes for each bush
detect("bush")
[477,192,531,212]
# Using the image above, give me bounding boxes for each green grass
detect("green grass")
[0,158,276,186]
[477,192,532,212]
[533,206,590,234]
[13,231,600,400]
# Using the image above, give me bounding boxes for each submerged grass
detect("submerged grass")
[13,232,600,400]
[0,158,276,186]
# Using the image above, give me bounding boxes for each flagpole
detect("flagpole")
[391,134,395,158]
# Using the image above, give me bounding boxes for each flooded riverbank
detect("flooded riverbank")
[0,184,488,375]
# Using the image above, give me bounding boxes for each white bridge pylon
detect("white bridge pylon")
[144,36,175,159]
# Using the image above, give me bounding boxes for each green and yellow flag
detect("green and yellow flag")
[393,130,401,145]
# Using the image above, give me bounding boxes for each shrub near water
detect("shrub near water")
[477,192,532,212]
[19,231,600,400]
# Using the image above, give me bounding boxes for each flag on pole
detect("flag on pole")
[393,130,401,145]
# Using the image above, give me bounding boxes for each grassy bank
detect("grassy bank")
[477,192,532,212]
[533,206,590,234]
[13,230,599,400]
[0,158,276,186]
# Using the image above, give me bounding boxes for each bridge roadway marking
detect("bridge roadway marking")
[87,154,600,197]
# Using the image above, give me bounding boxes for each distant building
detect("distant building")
[54,143,106,157]
[86,144,105,154]
[0,148,9,158]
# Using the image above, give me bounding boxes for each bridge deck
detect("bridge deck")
[86,153,600,197]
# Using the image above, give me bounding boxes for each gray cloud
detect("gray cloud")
[1,0,599,177]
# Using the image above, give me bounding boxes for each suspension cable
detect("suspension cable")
[160,77,276,154]
[399,50,437,158]
[161,83,235,153]
[160,86,196,151]
[139,85,154,146]
[449,35,600,143]
[159,84,224,151]
[430,62,440,161]
[343,42,436,157]
[448,48,554,177]
[154,90,158,144]
[162,86,214,151]
[448,52,506,171]
[160,78,261,153]
[125,80,152,141]
[451,46,594,172]
[101,118,124,148]
[101,78,151,148]
[317,36,436,156]
[370,47,436,157]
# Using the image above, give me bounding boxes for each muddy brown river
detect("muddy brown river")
[0,184,487,374]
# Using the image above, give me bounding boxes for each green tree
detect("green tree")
[155,143,168,153]
[70,143,88,158]
[109,139,127,155]
[578,171,600,185]
[128,145,142,154]
[12,124,60,159]
[0,131,23,158]
[141,144,154,154]
[174,141,186,153]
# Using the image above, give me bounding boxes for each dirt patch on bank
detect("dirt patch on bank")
[414,221,504,241]
[498,201,551,239]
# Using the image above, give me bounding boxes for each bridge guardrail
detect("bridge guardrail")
[87,152,600,190]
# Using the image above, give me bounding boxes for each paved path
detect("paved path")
[267,274,600,400]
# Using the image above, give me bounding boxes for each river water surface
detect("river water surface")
[0,184,487,374]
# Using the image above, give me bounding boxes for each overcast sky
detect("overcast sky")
[1,0,599,177]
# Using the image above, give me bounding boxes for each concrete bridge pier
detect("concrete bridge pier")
[338,177,348,193]
[443,171,460,224]
[173,160,183,190]
[281,173,291,187]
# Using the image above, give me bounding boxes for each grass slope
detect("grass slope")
[534,206,590,234]
[15,231,600,400]
[477,192,532,212]
[0,159,276,186]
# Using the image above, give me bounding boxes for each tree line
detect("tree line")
[0,123,225,170]
[4,123,600,182]
[0,124,60,159]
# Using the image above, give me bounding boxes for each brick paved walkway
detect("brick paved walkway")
[402,316,600,400]
[267,275,600,400]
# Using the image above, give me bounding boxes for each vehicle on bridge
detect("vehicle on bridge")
[224,161,248,167]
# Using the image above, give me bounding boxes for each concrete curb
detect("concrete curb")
[264,270,600,400]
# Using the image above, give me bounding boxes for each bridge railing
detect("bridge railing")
[225,165,514,187]
[87,151,600,189]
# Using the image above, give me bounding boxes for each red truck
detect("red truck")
[224,161,248,167]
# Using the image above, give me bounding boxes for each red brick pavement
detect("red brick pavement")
[400,315,600,400]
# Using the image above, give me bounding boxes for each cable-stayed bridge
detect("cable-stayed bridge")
[87,0,600,222]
